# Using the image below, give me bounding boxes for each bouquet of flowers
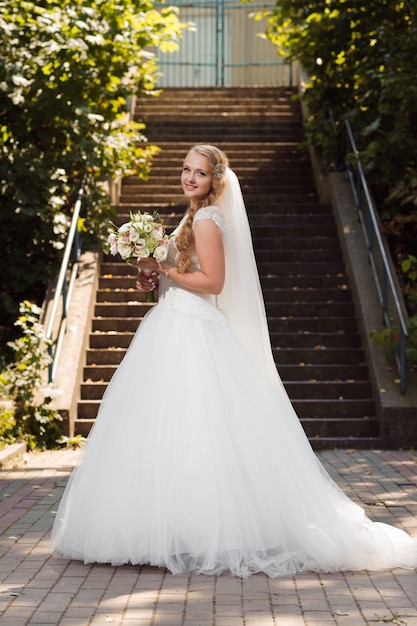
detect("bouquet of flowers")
[107,211,170,302]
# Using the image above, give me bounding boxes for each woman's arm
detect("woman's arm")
[139,218,225,295]
[170,218,225,294]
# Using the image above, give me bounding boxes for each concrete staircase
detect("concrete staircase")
[75,87,381,448]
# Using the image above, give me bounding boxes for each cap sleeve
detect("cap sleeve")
[193,206,225,236]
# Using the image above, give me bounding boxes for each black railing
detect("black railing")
[45,184,84,383]
[335,119,408,394]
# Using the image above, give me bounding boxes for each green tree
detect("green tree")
[0,0,186,351]
[264,0,417,201]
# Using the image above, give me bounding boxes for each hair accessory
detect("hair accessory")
[214,163,226,178]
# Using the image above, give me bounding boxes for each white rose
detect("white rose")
[117,242,132,259]
[154,245,168,262]
[151,227,163,241]
[136,247,150,258]
[143,223,153,233]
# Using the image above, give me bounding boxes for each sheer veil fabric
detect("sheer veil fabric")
[217,168,282,388]
[51,168,417,577]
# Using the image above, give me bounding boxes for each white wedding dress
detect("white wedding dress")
[51,195,417,578]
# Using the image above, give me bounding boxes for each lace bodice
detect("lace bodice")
[158,205,227,323]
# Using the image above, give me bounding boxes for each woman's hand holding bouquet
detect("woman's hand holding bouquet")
[107,211,170,302]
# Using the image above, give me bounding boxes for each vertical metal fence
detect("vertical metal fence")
[155,0,292,87]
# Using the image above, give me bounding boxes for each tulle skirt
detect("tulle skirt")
[51,284,417,577]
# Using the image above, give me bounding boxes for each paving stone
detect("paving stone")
[0,448,416,626]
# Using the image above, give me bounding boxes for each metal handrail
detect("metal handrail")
[336,119,408,394]
[45,183,84,382]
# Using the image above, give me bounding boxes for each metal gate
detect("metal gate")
[155,0,292,87]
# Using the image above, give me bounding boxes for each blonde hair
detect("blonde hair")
[176,145,229,273]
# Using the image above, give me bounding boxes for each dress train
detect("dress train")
[51,279,417,577]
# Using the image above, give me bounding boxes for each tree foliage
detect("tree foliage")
[264,0,417,209]
[0,301,63,449]
[0,0,186,350]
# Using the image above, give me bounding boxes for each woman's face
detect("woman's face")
[181,151,213,201]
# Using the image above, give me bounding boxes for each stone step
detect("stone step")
[76,395,374,421]
[80,382,108,399]
[73,416,382,447]
[142,115,303,124]
[139,110,302,120]
[87,328,361,352]
[267,317,358,333]
[274,347,365,365]
[114,201,327,215]
[83,365,119,381]
[142,124,303,135]
[85,346,366,368]
[253,225,338,237]
[90,314,359,335]
[93,300,356,318]
[278,364,371,381]
[91,317,142,332]
[265,288,352,302]
[139,102,301,112]
[95,286,354,305]
[147,144,303,153]
[90,332,135,349]
[309,437,383,450]
[94,302,155,317]
[292,399,375,419]
[98,269,348,292]
[136,85,297,95]
[86,349,126,366]
[266,301,355,317]
[284,380,373,399]
[82,362,371,384]
[120,181,318,194]
[124,161,314,175]
[301,417,379,439]
[99,277,137,289]
[74,412,378,442]
[145,153,307,167]
[270,332,361,349]
[96,290,143,303]
[118,192,319,204]
[256,249,343,263]
[258,261,347,276]
[142,132,304,143]
[79,378,373,402]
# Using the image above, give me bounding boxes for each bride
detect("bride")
[51,144,417,577]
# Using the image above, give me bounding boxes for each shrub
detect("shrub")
[0,301,64,449]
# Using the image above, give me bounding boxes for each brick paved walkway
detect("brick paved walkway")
[0,448,416,626]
